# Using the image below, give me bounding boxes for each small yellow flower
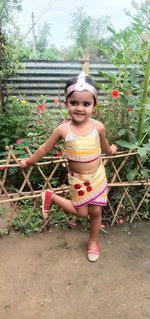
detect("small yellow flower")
[20,99,27,104]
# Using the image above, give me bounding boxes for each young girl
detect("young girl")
[20,72,117,262]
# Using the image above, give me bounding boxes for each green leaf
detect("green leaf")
[107,26,116,35]
[141,168,149,179]
[137,147,147,157]
[127,169,137,181]
[116,140,137,149]
[143,143,150,151]
[118,129,126,137]
[98,71,116,83]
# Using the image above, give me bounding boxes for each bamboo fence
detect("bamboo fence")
[0,146,149,235]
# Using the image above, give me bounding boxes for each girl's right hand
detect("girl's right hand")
[20,159,29,168]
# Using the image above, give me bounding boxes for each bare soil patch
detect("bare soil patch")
[0,222,150,319]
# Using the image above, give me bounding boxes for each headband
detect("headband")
[65,72,97,98]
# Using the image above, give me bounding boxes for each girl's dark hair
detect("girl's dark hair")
[65,75,99,106]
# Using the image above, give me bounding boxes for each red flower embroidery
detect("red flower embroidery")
[74,184,81,189]
[78,190,84,196]
[37,104,46,112]
[84,181,90,186]
[111,89,120,99]
[86,186,92,192]
[16,139,23,144]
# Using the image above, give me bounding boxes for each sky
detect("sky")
[17,0,143,48]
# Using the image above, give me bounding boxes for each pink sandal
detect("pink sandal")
[42,190,54,219]
[87,242,100,262]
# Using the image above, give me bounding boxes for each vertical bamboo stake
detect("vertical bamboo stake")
[82,52,89,75]
[137,46,150,142]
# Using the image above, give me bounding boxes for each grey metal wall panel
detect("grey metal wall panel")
[5,60,141,106]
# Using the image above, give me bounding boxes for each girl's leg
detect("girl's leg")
[42,189,88,218]
[53,194,88,217]
[87,205,102,261]
[88,205,102,244]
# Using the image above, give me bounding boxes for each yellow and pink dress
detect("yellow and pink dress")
[63,120,108,208]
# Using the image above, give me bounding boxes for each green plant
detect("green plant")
[96,1,150,155]
[11,202,43,236]
[0,0,22,107]
[0,207,7,217]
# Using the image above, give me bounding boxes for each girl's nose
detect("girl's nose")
[77,104,84,110]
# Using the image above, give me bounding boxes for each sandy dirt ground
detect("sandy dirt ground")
[0,222,150,319]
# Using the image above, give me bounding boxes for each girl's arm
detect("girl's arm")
[20,125,64,168]
[97,122,118,155]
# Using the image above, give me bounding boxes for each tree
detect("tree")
[68,7,112,60]
[36,22,51,54]
[0,0,22,108]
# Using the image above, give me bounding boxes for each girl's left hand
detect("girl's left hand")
[110,144,118,155]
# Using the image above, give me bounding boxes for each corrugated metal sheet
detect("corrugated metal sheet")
[5,60,141,106]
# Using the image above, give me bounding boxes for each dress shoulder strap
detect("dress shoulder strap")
[93,118,96,127]
[64,121,71,133]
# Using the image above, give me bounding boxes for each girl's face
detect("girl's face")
[65,90,95,124]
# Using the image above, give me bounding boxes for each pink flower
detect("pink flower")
[16,139,23,144]
[54,97,60,106]
[70,221,77,228]
[119,219,125,224]
[100,224,105,229]
[111,89,120,99]
[116,101,122,105]
[55,151,61,157]
[0,166,6,171]
[37,104,46,112]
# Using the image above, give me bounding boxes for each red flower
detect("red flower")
[55,151,61,157]
[78,190,84,196]
[0,166,6,171]
[111,89,120,99]
[127,107,133,112]
[37,104,46,112]
[16,139,23,144]
[84,181,90,186]
[54,97,60,106]
[86,186,92,192]
[125,91,129,96]
[74,184,81,189]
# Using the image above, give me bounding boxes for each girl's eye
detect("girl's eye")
[70,100,78,106]
[83,102,91,107]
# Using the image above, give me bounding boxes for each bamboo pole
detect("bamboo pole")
[130,186,150,223]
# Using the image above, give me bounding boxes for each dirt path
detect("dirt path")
[0,222,150,319]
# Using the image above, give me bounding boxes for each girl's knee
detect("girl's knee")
[89,206,102,218]
[77,207,88,218]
